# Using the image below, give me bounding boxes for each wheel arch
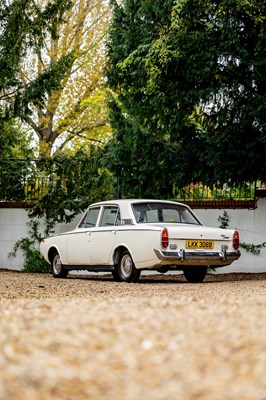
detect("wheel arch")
[113,245,131,267]
[48,246,61,264]
[113,245,141,283]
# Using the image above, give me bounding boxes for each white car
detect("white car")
[40,199,241,283]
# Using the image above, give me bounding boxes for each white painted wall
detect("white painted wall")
[0,209,28,270]
[195,198,266,273]
[0,210,82,271]
[1,198,266,272]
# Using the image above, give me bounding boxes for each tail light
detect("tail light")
[233,231,239,250]
[161,228,169,249]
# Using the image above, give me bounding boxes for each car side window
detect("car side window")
[100,206,121,227]
[79,207,100,228]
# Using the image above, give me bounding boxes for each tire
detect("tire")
[51,251,68,279]
[115,250,141,283]
[111,269,120,282]
[183,266,207,283]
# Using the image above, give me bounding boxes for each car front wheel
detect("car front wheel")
[116,250,141,283]
[183,266,207,283]
[51,251,68,278]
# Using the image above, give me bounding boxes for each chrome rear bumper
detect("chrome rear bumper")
[154,248,241,267]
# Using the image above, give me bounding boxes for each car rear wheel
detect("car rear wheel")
[183,266,207,283]
[116,250,141,283]
[51,251,68,278]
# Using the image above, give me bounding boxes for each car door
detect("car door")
[67,207,101,265]
[89,205,121,265]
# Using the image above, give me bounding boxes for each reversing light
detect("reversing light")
[161,228,169,249]
[233,231,239,250]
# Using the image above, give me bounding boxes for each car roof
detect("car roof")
[88,199,187,207]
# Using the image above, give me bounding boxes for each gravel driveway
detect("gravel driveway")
[0,270,265,400]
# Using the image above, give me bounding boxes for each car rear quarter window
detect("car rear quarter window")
[100,206,121,226]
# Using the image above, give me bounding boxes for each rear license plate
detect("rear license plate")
[186,240,214,249]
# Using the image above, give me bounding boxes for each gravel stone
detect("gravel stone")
[0,270,265,400]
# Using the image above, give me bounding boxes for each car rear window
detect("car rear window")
[132,202,201,225]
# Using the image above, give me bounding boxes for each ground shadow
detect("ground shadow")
[68,272,266,284]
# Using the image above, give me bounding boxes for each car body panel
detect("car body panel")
[67,229,92,265]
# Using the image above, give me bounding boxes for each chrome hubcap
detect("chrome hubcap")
[121,254,133,277]
[53,255,62,275]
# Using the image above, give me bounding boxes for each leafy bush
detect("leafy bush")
[9,219,50,273]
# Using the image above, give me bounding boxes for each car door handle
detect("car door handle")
[112,231,116,235]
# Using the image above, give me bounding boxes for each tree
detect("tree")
[0,0,73,122]
[17,0,111,156]
[0,119,35,201]
[106,0,266,196]
[0,119,33,158]
[0,0,74,199]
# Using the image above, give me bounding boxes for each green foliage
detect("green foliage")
[0,119,34,201]
[9,219,50,273]
[29,147,115,227]
[0,146,115,213]
[0,158,29,201]
[106,0,266,196]
[176,182,255,201]
[0,119,33,157]
[8,146,115,272]
[0,0,73,120]
[12,0,111,157]
[15,52,75,116]
[218,211,230,229]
